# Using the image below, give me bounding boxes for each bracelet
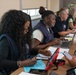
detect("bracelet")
[17,61,21,67]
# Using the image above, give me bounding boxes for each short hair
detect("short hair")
[59,9,66,16]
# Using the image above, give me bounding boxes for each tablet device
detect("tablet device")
[45,47,60,71]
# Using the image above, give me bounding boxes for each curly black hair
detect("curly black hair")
[0,10,32,57]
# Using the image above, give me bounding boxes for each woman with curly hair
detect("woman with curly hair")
[0,10,51,75]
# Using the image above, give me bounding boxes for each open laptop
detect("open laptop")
[60,41,71,48]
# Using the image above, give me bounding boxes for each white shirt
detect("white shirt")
[32,29,43,42]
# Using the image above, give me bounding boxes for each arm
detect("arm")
[69,22,76,29]
[69,18,76,29]
[32,30,60,49]
[58,30,73,36]
[0,38,36,69]
[32,30,49,49]
[32,38,60,49]
[32,38,50,49]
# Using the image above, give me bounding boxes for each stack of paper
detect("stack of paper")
[64,37,72,41]
[36,54,50,60]
[48,46,69,59]
[65,33,74,41]
[67,33,74,38]
[36,46,69,60]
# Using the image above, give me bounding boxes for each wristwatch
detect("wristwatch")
[17,61,21,67]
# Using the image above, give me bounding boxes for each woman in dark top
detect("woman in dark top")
[0,10,51,75]
[52,9,74,38]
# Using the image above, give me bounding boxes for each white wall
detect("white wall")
[50,0,60,12]
[0,0,20,18]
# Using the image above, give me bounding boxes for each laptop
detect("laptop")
[60,41,71,48]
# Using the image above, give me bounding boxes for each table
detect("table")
[11,35,76,75]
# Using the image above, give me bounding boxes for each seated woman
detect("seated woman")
[52,9,75,38]
[32,10,60,49]
[68,7,76,29]
[0,10,51,75]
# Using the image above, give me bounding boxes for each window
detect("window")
[22,8,41,20]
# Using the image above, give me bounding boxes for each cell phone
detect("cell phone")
[63,51,72,60]
[29,69,47,74]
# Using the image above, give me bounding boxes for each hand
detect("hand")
[51,39,61,45]
[71,29,76,33]
[21,57,36,67]
[59,37,65,40]
[67,29,73,33]
[38,50,51,56]
[65,56,76,67]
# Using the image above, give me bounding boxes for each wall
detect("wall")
[47,0,60,12]
[60,0,63,8]
[0,0,60,28]
[50,0,60,12]
[0,0,20,18]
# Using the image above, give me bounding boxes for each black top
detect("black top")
[0,37,38,73]
[0,37,17,71]
[52,16,68,38]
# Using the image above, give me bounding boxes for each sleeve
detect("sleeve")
[30,48,38,55]
[69,18,73,23]
[32,29,43,42]
[0,38,17,69]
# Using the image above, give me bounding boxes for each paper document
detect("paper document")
[24,60,46,72]
[48,46,69,59]
[64,37,72,41]
[19,72,39,75]
[67,33,74,38]
[36,54,50,60]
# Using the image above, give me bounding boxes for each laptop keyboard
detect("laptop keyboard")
[60,41,71,48]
